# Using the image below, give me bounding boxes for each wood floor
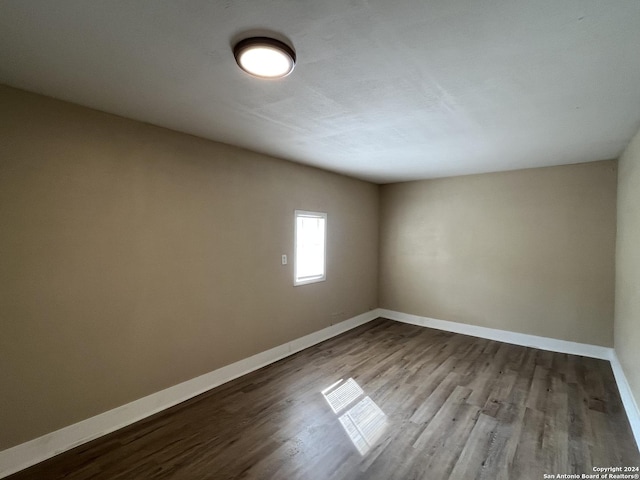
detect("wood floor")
[7,318,639,480]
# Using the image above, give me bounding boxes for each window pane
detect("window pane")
[294,211,326,285]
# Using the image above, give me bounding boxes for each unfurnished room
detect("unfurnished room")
[1,1,639,479]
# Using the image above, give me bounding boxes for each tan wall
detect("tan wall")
[379,161,617,346]
[0,85,379,450]
[615,126,640,412]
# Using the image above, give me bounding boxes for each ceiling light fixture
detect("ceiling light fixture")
[233,37,296,79]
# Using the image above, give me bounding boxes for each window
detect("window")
[294,210,327,286]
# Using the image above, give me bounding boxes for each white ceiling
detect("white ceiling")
[1,1,639,183]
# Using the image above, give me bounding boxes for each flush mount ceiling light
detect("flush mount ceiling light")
[233,37,296,79]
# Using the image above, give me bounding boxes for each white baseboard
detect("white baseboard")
[609,352,640,449]
[378,309,613,360]
[0,309,379,479]
[3,308,638,477]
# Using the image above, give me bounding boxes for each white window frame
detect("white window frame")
[294,210,327,286]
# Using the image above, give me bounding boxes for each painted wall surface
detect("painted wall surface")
[0,85,379,449]
[615,126,640,412]
[379,161,617,346]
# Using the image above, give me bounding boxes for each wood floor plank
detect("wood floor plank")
[6,318,639,480]
[448,412,500,480]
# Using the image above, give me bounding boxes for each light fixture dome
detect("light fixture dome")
[233,37,296,79]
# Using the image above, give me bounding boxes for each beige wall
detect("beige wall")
[0,85,379,450]
[379,161,617,346]
[615,126,640,412]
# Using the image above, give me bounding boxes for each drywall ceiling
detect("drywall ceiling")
[1,1,639,183]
